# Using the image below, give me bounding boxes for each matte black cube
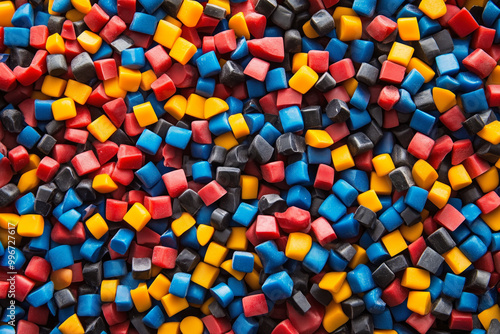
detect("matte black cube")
[416,247,444,274]
[178,189,204,216]
[372,263,395,288]
[354,205,376,229]
[289,290,311,314]
[276,133,306,155]
[220,60,245,87]
[176,248,201,273]
[1,109,24,133]
[216,167,241,188]
[341,296,366,319]
[326,99,350,123]
[389,166,415,192]
[310,9,334,36]
[249,135,274,164]
[427,227,456,254]
[258,194,287,215]
[211,208,231,231]
[47,54,68,76]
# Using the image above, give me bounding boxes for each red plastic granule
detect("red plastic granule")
[151,74,177,101]
[242,293,269,317]
[71,150,101,176]
[311,217,337,246]
[29,25,49,49]
[8,145,29,172]
[144,195,172,219]
[198,180,227,206]
[255,215,280,241]
[152,246,178,269]
[379,61,406,84]
[382,278,409,307]
[84,4,110,32]
[24,256,52,282]
[102,302,128,326]
[247,37,285,62]
[36,156,60,182]
[17,320,39,334]
[329,58,355,83]
[463,154,491,178]
[450,140,474,166]
[434,204,465,231]
[366,15,398,42]
[100,16,127,44]
[447,8,479,37]
[378,86,400,111]
[275,206,311,233]
[476,191,500,214]
[462,48,497,79]
[244,57,270,82]
[28,305,50,326]
[105,199,128,222]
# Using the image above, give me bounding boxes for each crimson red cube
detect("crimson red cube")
[198,180,227,206]
[151,74,176,101]
[111,166,134,186]
[93,140,119,165]
[311,217,337,246]
[17,320,39,334]
[52,144,76,164]
[103,98,127,128]
[242,293,268,317]
[379,60,406,84]
[261,161,285,183]
[381,278,409,307]
[71,150,101,176]
[448,8,479,38]
[145,45,172,75]
[308,50,329,73]
[25,256,51,282]
[486,85,500,107]
[8,145,29,172]
[434,204,465,231]
[462,48,497,79]
[144,195,172,219]
[476,191,500,214]
[439,106,466,132]
[152,246,178,269]
[83,3,109,32]
[366,15,397,42]
[378,85,400,111]
[136,227,161,247]
[314,164,334,190]
[192,120,212,144]
[451,139,474,165]
[214,29,237,54]
[407,132,435,160]
[255,215,280,240]
[117,144,143,169]
[105,199,128,222]
[64,128,89,144]
[30,25,49,49]
[99,15,127,44]
[14,275,35,302]
[36,156,60,182]
[463,154,491,178]
[28,305,50,326]
[162,169,188,198]
[329,58,355,83]
[243,57,270,81]
[94,59,118,81]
